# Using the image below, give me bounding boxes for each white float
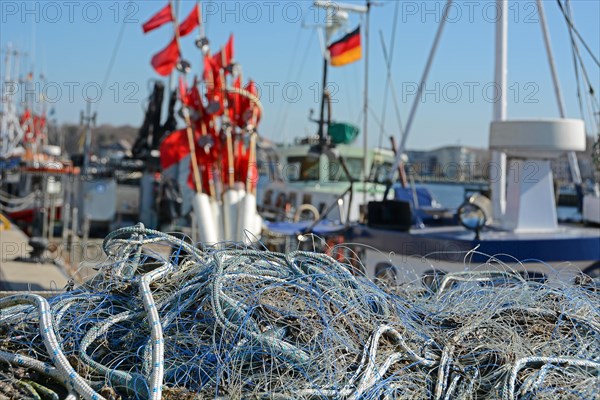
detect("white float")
[192,192,219,244]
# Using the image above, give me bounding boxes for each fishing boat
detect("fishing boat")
[263,0,600,281]
[0,44,72,240]
[354,0,600,281]
[259,1,455,238]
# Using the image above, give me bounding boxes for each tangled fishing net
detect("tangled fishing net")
[0,225,598,399]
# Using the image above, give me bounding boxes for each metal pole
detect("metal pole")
[490,0,508,223]
[1,44,11,155]
[362,0,371,205]
[494,0,508,122]
[388,0,453,182]
[317,4,334,143]
[536,0,582,186]
[317,58,329,141]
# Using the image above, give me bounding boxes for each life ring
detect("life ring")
[293,204,320,222]
[0,213,11,231]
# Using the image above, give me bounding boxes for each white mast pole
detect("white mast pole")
[387,0,453,183]
[536,0,582,186]
[362,0,371,205]
[491,0,508,223]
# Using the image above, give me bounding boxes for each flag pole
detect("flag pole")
[317,53,329,142]
[172,0,203,195]
[183,109,203,194]
[317,17,331,142]
[167,0,180,109]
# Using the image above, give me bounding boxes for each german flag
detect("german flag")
[328,27,361,67]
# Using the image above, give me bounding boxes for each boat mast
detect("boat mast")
[491,0,508,223]
[317,35,329,142]
[536,0,583,188]
[314,1,368,144]
[1,44,12,155]
[362,0,371,204]
[81,101,96,176]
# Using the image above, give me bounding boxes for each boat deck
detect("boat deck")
[352,224,600,264]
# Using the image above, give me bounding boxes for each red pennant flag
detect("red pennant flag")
[203,54,224,114]
[243,80,261,126]
[142,3,174,34]
[203,54,218,89]
[151,38,180,76]
[159,129,191,170]
[229,75,242,124]
[178,76,190,105]
[212,34,234,70]
[178,4,200,37]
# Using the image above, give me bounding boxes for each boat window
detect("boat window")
[288,192,297,208]
[263,190,273,206]
[286,156,319,182]
[328,157,363,182]
[372,161,393,183]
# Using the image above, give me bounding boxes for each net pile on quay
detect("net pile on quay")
[0,225,598,399]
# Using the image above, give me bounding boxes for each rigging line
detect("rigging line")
[565,0,600,134]
[278,25,312,134]
[95,18,127,115]
[562,8,600,116]
[377,2,400,149]
[555,0,600,67]
[343,67,355,118]
[277,29,315,138]
[377,29,404,151]
[274,24,304,135]
[572,41,600,110]
[562,0,599,109]
[368,106,388,139]
[564,1,585,125]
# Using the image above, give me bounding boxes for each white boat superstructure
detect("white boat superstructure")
[258,140,394,224]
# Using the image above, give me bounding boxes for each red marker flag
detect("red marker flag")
[159,128,191,170]
[203,54,224,114]
[178,4,200,37]
[212,34,234,70]
[142,3,174,34]
[151,38,180,76]
[243,80,261,126]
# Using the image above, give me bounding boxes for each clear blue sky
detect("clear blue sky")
[2,0,599,150]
